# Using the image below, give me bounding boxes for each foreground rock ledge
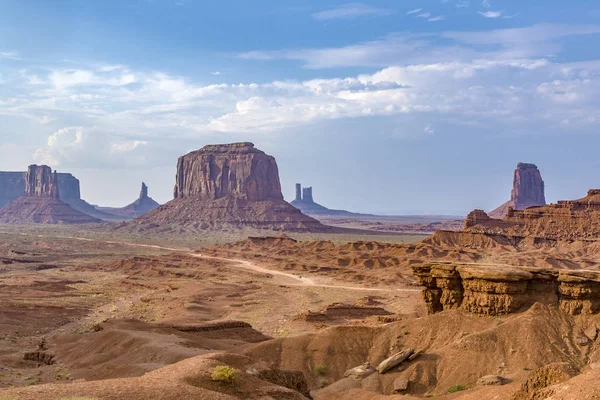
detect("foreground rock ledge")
[413,263,600,316]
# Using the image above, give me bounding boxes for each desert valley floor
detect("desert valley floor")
[1,221,600,400]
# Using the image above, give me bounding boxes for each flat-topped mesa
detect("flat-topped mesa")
[132,143,329,232]
[25,165,59,198]
[0,165,101,224]
[413,263,600,316]
[489,162,546,218]
[174,142,283,201]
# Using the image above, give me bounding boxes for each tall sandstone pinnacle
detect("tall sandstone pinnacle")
[489,162,546,219]
[0,165,101,224]
[25,165,59,198]
[98,182,160,218]
[133,143,329,232]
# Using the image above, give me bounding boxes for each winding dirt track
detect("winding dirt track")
[9,232,419,292]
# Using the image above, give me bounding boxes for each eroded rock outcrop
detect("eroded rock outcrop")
[132,143,329,232]
[290,183,371,217]
[468,189,600,240]
[413,263,600,316]
[25,165,59,198]
[0,170,121,221]
[97,182,160,218]
[174,142,283,201]
[0,165,101,225]
[490,163,546,219]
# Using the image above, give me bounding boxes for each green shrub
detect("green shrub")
[314,364,327,376]
[319,378,329,388]
[448,384,466,393]
[211,365,237,384]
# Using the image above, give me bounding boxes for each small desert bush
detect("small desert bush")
[211,365,237,384]
[448,384,466,393]
[319,378,329,388]
[314,364,327,376]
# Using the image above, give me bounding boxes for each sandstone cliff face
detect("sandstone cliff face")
[468,189,600,240]
[25,165,59,198]
[512,162,546,210]
[413,263,600,316]
[133,143,329,232]
[174,142,283,202]
[0,165,101,225]
[489,163,546,218]
[56,173,81,203]
[0,172,26,209]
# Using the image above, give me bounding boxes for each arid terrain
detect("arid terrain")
[1,214,600,399]
[2,147,600,399]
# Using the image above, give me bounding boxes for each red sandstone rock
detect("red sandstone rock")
[132,143,330,232]
[467,189,600,240]
[174,142,283,201]
[0,165,101,225]
[489,163,546,218]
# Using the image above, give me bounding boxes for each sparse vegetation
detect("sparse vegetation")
[319,378,329,388]
[315,364,327,376]
[210,365,237,384]
[448,384,466,393]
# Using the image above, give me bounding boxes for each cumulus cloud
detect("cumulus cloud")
[313,3,395,20]
[0,23,598,170]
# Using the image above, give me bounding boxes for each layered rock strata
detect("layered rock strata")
[467,189,600,240]
[413,263,600,316]
[0,165,101,225]
[134,143,329,232]
[489,163,546,218]
[0,170,120,220]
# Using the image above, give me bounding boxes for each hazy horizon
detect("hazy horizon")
[2,0,599,214]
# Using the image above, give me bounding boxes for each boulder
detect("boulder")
[476,375,505,386]
[393,376,409,392]
[377,348,414,374]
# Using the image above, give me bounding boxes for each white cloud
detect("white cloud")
[111,140,148,153]
[211,71,221,76]
[0,51,20,60]
[428,16,445,22]
[312,3,394,20]
[456,1,470,8]
[482,0,492,8]
[0,23,598,170]
[478,10,503,18]
[417,12,432,18]
[407,8,422,15]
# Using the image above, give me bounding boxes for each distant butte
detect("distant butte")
[290,183,372,217]
[130,143,331,232]
[0,165,101,225]
[489,162,546,218]
[96,182,160,218]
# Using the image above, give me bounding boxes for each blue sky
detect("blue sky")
[1,0,600,214]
